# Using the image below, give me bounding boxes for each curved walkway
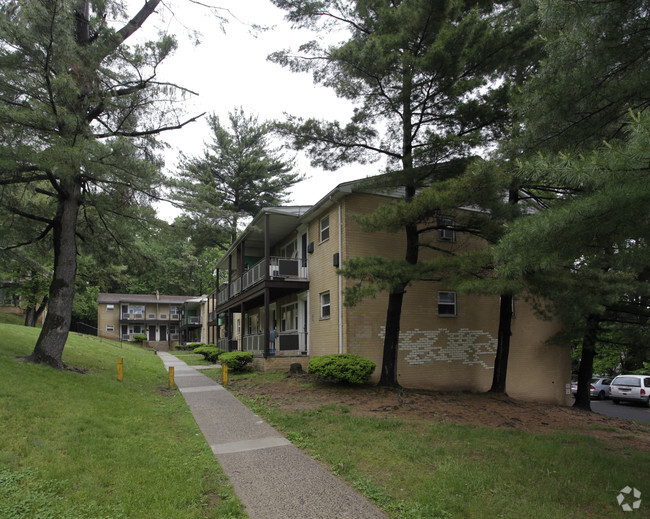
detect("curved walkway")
[157,352,386,519]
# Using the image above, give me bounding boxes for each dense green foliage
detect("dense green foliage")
[193,345,225,363]
[219,351,254,372]
[308,354,376,384]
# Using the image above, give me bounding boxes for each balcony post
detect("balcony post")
[264,212,270,281]
[264,289,270,359]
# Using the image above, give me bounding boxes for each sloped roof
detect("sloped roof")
[97,293,201,305]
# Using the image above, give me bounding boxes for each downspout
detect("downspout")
[338,201,343,354]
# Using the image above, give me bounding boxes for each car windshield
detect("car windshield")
[613,376,641,387]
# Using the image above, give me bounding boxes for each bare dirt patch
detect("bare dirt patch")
[229,372,650,451]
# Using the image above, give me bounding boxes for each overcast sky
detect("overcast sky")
[127,0,379,221]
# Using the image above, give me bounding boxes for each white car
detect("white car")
[609,375,650,406]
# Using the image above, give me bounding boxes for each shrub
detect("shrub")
[307,354,376,384]
[193,345,224,363]
[176,342,205,351]
[132,334,147,344]
[219,352,254,372]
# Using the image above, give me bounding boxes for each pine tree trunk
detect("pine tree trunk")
[27,184,81,369]
[379,288,406,387]
[378,218,419,387]
[573,314,600,411]
[490,294,513,394]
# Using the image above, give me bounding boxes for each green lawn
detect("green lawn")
[224,371,650,519]
[0,324,245,518]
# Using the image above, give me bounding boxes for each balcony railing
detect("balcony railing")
[241,331,307,355]
[215,256,308,307]
[183,316,202,326]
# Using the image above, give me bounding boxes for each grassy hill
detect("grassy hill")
[0,324,244,518]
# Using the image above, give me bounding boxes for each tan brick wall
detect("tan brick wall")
[252,356,309,372]
[329,192,571,405]
[97,303,119,340]
[307,205,342,357]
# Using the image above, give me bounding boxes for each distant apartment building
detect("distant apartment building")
[97,292,207,349]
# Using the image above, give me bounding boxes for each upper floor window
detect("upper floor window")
[437,217,455,242]
[320,214,330,242]
[438,291,457,316]
[130,305,145,316]
[320,292,331,319]
[106,304,114,312]
[281,239,297,258]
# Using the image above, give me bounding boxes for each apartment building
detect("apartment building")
[97,292,207,349]
[207,179,571,405]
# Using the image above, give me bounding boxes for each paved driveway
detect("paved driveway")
[591,399,650,424]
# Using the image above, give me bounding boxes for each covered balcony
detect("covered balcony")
[207,206,312,358]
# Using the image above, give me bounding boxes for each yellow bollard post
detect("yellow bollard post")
[222,364,228,385]
[117,358,123,382]
[169,366,175,388]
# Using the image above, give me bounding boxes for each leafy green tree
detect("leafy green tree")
[172,108,302,245]
[0,0,198,368]
[271,0,533,386]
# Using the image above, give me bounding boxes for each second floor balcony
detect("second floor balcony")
[216,256,308,306]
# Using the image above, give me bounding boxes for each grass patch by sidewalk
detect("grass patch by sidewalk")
[228,371,650,519]
[0,324,245,518]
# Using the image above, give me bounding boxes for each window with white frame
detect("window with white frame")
[437,217,455,242]
[106,304,114,312]
[320,292,331,319]
[320,214,330,242]
[438,291,457,316]
[130,304,145,317]
[106,324,114,332]
[281,302,298,332]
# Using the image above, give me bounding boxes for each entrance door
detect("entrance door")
[148,325,157,341]
[121,324,128,340]
[160,325,167,342]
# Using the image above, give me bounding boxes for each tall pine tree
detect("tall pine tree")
[271,0,533,386]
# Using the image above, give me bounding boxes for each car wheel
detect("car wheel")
[612,399,620,405]
[598,390,606,400]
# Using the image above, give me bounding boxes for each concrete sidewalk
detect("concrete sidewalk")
[157,352,386,519]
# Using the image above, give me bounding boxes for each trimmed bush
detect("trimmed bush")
[132,334,147,344]
[193,345,224,363]
[175,342,204,351]
[307,354,376,384]
[219,352,253,372]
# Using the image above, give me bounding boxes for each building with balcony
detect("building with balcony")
[207,178,571,405]
[97,292,207,349]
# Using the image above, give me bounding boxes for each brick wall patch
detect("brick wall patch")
[378,327,497,369]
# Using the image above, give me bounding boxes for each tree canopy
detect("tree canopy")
[0,0,198,367]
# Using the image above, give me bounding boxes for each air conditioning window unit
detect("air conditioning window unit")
[148,314,156,319]
[278,259,299,277]
[122,313,131,320]
[170,314,178,319]
[161,314,168,319]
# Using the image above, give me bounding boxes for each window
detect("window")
[320,214,330,242]
[281,303,298,332]
[106,304,114,312]
[438,291,456,316]
[320,292,331,319]
[437,217,455,242]
[106,324,114,332]
[281,239,297,258]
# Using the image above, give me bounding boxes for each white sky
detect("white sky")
[126,0,380,221]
